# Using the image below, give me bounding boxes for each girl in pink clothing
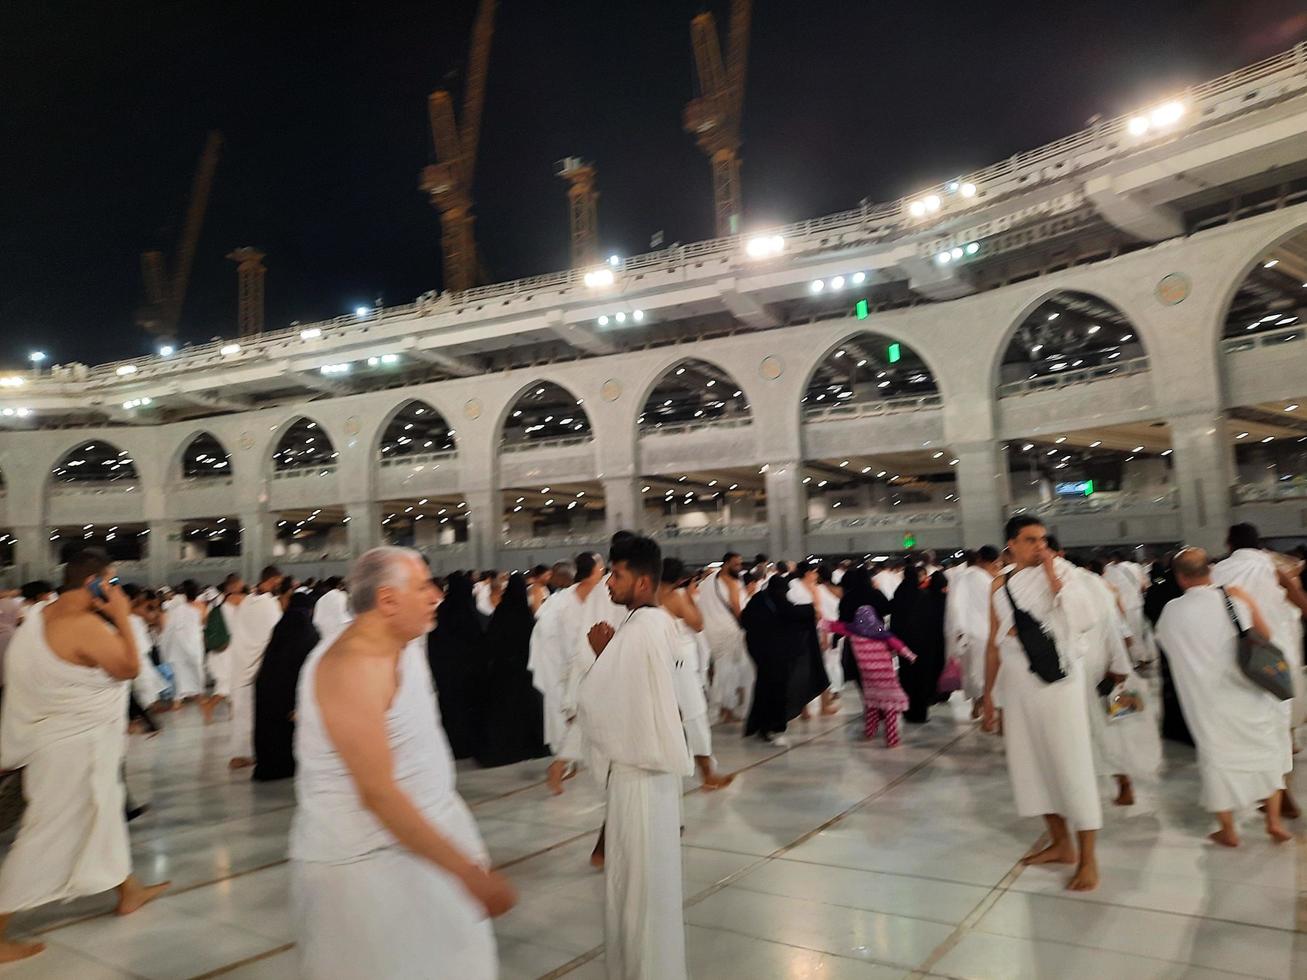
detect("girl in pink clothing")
[824,605,916,746]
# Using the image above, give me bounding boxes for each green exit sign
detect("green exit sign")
[888,343,901,363]
[855,298,869,320]
[902,533,917,549]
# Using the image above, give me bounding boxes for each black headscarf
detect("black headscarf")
[477,573,548,767]
[252,592,319,782]
[428,570,485,759]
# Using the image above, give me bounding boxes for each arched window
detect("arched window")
[273,418,336,471]
[638,360,750,434]
[378,401,456,460]
[180,432,232,479]
[998,291,1145,391]
[51,440,139,484]
[803,335,937,418]
[501,382,591,448]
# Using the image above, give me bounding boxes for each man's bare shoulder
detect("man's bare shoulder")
[315,635,398,703]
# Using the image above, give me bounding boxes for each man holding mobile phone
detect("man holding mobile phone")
[0,549,169,963]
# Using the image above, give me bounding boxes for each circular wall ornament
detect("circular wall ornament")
[464,398,483,421]
[601,379,622,402]
[760,355,783,380]
[1155,272,1191,306]
[238,431,255,451]
[344,415,361,436]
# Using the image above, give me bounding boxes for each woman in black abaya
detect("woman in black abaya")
[892,564,947,723]
[476,573,549,767]
[428,571,486,759]
[252,591,319,781]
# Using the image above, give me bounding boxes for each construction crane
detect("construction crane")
[137,131,223,338]
[683,0,752,238]
[419,0,496,294]
[226,247,267,337]
[556,157,599,268]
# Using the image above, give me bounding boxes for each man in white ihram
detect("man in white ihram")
[699,551,751,722]
[290,547,516,979]
[227,565,284,770]
[578,534,692,980]
[0,550,169,963]
[984,515,1103,891]
[1159,547,1294,845]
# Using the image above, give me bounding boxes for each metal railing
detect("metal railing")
[1010,490,1177,516]
[272,465,338,481]
[500,531,608,550]
[378,450,458,469]
[649,523,769,541]
[172,476,235,489]
[639,416,753,438]
[996,357,1149,397]
[13,42,1305,390]
[803,392,943,422]
[807,511,959,532]
[1232,481,1307,503]
[1220,324,1305,354]
[49,482,139,495]
[500,434,593,454]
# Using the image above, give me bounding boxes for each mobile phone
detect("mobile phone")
[89,576,121,601]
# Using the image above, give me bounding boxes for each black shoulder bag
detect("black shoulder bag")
[1218,587,1293,701]
[1003,579,1066,684]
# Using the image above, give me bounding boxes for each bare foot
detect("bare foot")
[116,880,171,916]
[0,940,45,963]
[718,709,739,725]
[1267,822,1293,844]
[1113,779,1135,807]
[1022,841,1077,866]
[589,848,604,870]
[1281,795,1301,820]
[200,699,217,725]
[1208,828,1240,848]
[546,761,568,796]
[1066,861,1099,891]
[821,703,840,716]
[228,757,254,771]
[701,772,735,791]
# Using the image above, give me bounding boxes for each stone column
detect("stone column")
[146,519,179,585]
[345,501,379,557]
[601,476,641,536]
[239,508,276,584]
[952,441,1010,549]
[1168,410,1234,552]
[12,525,47,580]
[462,488,499,571]
[763,460,805,558]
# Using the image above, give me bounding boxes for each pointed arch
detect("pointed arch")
[175,430,233,480]
[498,381,593,449]
[50,438,139,485]
[272,416,337,471]
[801,331,941,419]
[375,399,458,461]
[636,358,751,436]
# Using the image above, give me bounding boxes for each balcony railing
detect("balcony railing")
[1232,481,1307,503]
[49,482,139,495]
[649,523,769,541]
[1220,324,1305,354]
[500,531,608,550]
[500,435,593,454]
[14,42,1305,390]
[272,465,338,481]
[804,392,943,422]
[378,450,458,469]
[1010,490,1177,516]
[807,510,959,533]
[997,357,1149,397]
[639,416,753,438]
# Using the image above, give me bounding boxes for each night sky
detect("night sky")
[3,1,1306,367]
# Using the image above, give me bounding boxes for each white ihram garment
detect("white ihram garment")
[529,586,583,755]
[991,560,1103,832]
[700,571,753,716]
[128,614,169,706]
[948,566,994,700]
[161,601,206,699]
[311,588,352,644]
[228,592,282,759]
[1157,585,1290,811]
[564,577,628,764]
[577,606,692,980]
[291,638,495,979]
[1077,571,1161,781]
[1105,561,1154,663]
[670,614,712,758]
[206,601,234,698]
[815,583,844,690]
[0,611,130,912]
[1213,548,1305,727]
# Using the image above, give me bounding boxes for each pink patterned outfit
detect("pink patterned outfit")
[824,621,916,746]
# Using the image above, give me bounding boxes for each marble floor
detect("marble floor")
[1,693,1303,979]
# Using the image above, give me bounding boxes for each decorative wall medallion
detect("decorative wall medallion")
[344,415,361,436]
[760,355,783,380]
[601,379,622,402]
[1155,272,1190,306]
[464,398,483,420]
[238,431,255,451]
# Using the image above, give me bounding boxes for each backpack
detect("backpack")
[204,602,231,653]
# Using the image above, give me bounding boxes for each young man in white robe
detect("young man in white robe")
[578,534,693,980]
[699,552,752,722]
[946,546,1002,715]
[0,550,169,964]
[528,559,581,793]
[227,565,285,770]
[983,515,1103,891]
[1156,547,1294,846]
[311,577,352,644]
[1105,553,1154,664]
[290,548,515,979]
